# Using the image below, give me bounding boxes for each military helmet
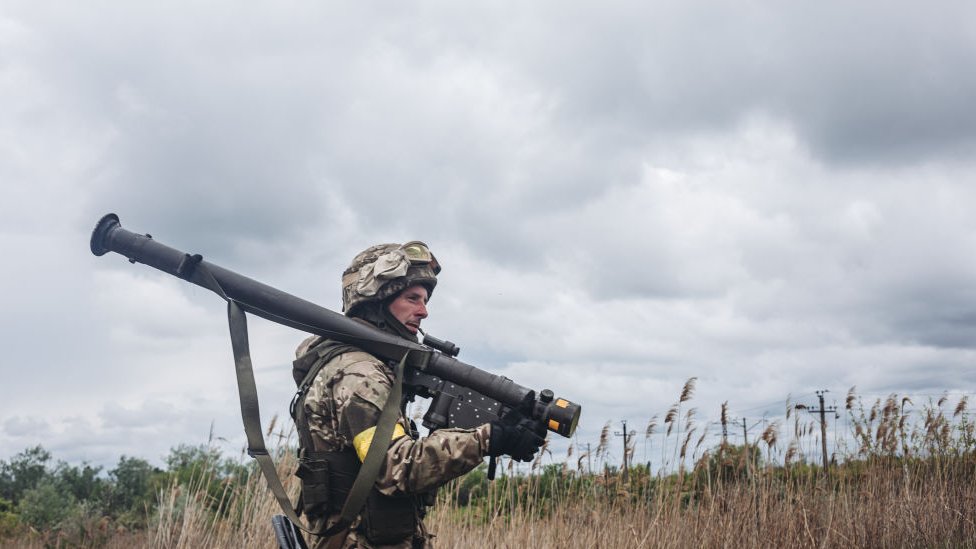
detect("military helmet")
[341,241,440,315]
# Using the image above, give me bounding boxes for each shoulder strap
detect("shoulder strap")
[324,347,407,538]
[291,341,359,453]
[294,339,360,391]
[194,263,410,540]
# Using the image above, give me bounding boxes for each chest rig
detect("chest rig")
[290,337,424,545]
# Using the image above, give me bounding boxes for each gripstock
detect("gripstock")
[90,213,581,439]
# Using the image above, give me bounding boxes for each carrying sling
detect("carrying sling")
[194,262,408,541]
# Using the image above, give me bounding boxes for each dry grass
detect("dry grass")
[427,468,976,548]
[4,384,974,548]
[141,451,298,549]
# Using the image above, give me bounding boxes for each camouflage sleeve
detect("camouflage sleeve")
[378,423,490,496]
[332,353,490,497]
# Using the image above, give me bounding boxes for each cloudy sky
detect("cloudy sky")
[2,1,975,470]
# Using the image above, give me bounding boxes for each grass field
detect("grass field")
[3,383,974,548]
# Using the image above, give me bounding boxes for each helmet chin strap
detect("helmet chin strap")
[381,305,419,341]
[350,301,418,342]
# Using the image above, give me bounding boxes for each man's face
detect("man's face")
[387,284,429,334]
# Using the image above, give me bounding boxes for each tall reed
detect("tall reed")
[3,385,973,548]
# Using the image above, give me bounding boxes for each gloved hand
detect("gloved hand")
[488,416,546,462]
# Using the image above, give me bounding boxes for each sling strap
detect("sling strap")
[190,262,409,541]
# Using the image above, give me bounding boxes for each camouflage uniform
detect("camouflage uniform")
[296,335,490,549]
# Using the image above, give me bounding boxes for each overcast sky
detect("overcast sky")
[2,1,975,471]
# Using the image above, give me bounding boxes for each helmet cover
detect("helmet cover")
[341,242,439,315]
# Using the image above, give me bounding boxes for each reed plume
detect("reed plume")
[954,395,968,418]
[596,422,610,459]
[645,415,658,438]
[680,377,698,403]
[761,421,779,449]
[665,404,679,437]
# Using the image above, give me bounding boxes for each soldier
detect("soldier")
[291,241,545,548]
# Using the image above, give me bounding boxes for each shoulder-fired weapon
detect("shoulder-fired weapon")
[90,213,581,457]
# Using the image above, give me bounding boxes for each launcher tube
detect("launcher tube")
[90,214,538,412]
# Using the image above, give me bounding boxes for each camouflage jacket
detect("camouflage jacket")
[296,336,490,548]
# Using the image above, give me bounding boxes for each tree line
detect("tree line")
[0,443,249,540]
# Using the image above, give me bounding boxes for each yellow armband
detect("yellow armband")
[352,424,407,461]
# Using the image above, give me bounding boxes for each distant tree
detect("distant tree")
[0,446,52,505]
[162,444,248,516]
[164,443,222,478]
[53,461,106,505]
[108,456,159,517]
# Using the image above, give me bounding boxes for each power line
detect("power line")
[614,420,635,481]
[729,392,818,415]
[798,389,838,473]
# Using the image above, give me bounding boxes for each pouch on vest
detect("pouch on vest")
[361,491,417,545]
[294,453,330,518]
[311,448,417,544]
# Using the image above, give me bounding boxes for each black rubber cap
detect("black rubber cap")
[90,213,120,256]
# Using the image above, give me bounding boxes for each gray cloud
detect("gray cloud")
[2,1,975,468]
[4,416,50,438]
[508,1,976,165]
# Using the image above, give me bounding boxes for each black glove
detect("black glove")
[488,417,546,462]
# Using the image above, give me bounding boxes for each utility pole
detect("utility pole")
[741,417,750,475]
[587,443,592,475]
[615,420,632,482]
[807,390,838,473]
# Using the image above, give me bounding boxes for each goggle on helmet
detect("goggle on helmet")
[400,241,441,274]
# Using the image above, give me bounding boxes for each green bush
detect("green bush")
[57,500,113,547]
[17,481,76,530]
[0,497,20,538]
[0,445,52,505]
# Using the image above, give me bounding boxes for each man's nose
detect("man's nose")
[417,302,428,319]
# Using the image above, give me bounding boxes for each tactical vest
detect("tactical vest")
[290,337,422,545]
